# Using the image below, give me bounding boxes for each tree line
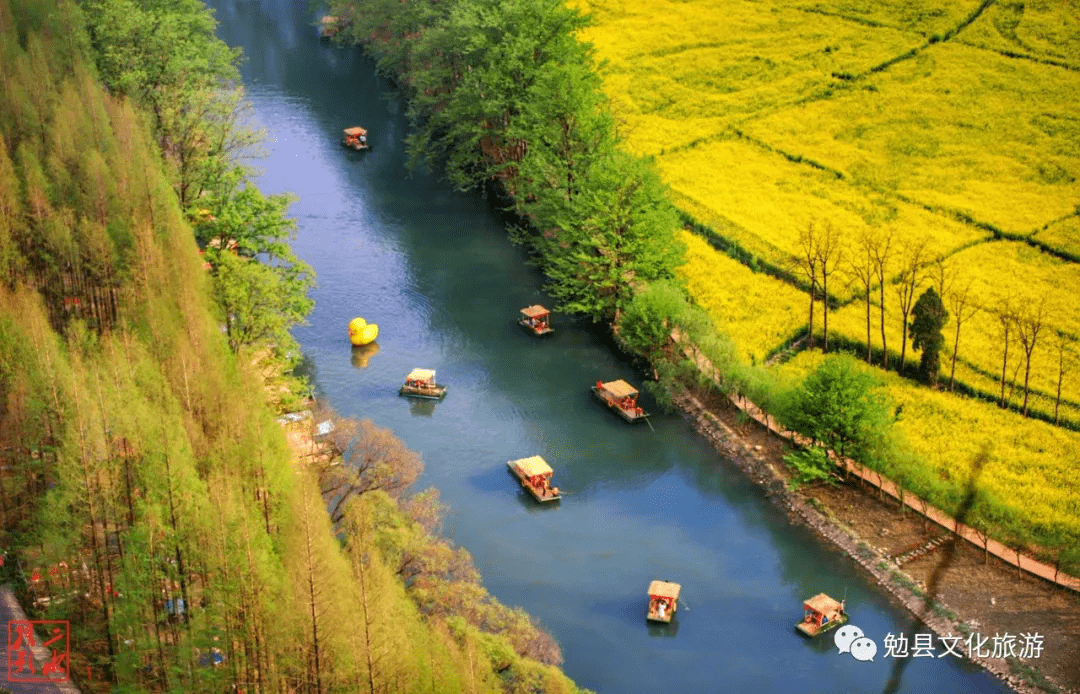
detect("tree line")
[791,223,1074,423]
[0,0,592,691]
[328,0,684,324]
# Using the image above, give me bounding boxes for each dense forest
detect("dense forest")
[0,0,593,692]
[324,0,1079,576]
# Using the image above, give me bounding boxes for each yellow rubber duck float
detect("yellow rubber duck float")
[348,317,379,346]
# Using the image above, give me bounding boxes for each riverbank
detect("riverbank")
[676,387,1079,694]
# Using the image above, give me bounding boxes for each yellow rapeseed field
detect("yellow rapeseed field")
[776,351,1080,545]
[743,43,1080,234]
[574,0,1080,540]
[957,0,1080,66]
[1034,215,1080,259]
[659,138,988,269]
[676,231,805,363]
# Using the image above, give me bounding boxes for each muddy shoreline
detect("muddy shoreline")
[674,389,1077,694]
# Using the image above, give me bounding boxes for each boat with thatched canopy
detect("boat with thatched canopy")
[399,369,446,400]
[591,379,649,423]
[796,593,847,637]
[342,126,370,151]
[507,456,561,502]
[647,581,680,623]
[519,305,554,336]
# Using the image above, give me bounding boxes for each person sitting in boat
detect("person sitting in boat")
[359,134,366,145]
[657,600,667,619]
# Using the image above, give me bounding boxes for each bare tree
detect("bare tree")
[895,237,932,376]
[793,221,819,350]
[313,405,423,524]
[815,220,844,352]
[1015,299,1046,417]
[995,296,1018,408]
[869,228,895,369]
[944,277,980,391]
[846,229,878,361]
[1053,331,1075,425]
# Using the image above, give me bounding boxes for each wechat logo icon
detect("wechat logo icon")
[835,625,878,662]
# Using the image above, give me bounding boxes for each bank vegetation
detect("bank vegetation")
[0,0,593,691]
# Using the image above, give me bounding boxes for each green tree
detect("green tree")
[785,354,892,465]
[909,286,948,386]
[404,0,591,192]
[537,151,682,323]
[211,249,314,356]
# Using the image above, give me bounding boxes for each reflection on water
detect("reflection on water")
[647,619,678,639]
[514,490,561,514]
[351,342,380,369]
[407,397,437,417]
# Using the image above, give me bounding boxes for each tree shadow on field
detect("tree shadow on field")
[880,445,991,694]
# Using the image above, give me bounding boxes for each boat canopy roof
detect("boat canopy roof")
[511,455,552,477]
[520,305,549,318]
[406,368,435,383]
[344,126,368,136]
[648,581,681,600]
[601,379,638,398]
[804,593,843,615]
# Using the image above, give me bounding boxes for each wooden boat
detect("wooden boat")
[342,126,370,151]
[796,593,848,637]
[591,379,649,423]
[507,456,561,503]
[399,368,447,400]
[519,305,554,336]
[647,581,680,623]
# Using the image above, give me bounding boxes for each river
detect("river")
[208,2,1009,692]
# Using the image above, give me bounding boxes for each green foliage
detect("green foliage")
[783,446,835,488]
[403,0,591,191]
[910,286,948,385]
[536,150,683,322]
[783,353,893,464]
[199,167,315,357]
[618,280,692,360]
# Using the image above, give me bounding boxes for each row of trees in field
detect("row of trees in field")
[328,0,684,324]
[0,0,590,691]
[791,223,1076,424]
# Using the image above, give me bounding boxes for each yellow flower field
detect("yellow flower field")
[792,0,983,35]
[775,351,1080,544]
[957,0,1080,66]
[827,241,1080,424]
[660,138,989,269]
[676,231,805,364]
[572,0,927,156]
[1034,215,1080,260]
[742,42,1080,234]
